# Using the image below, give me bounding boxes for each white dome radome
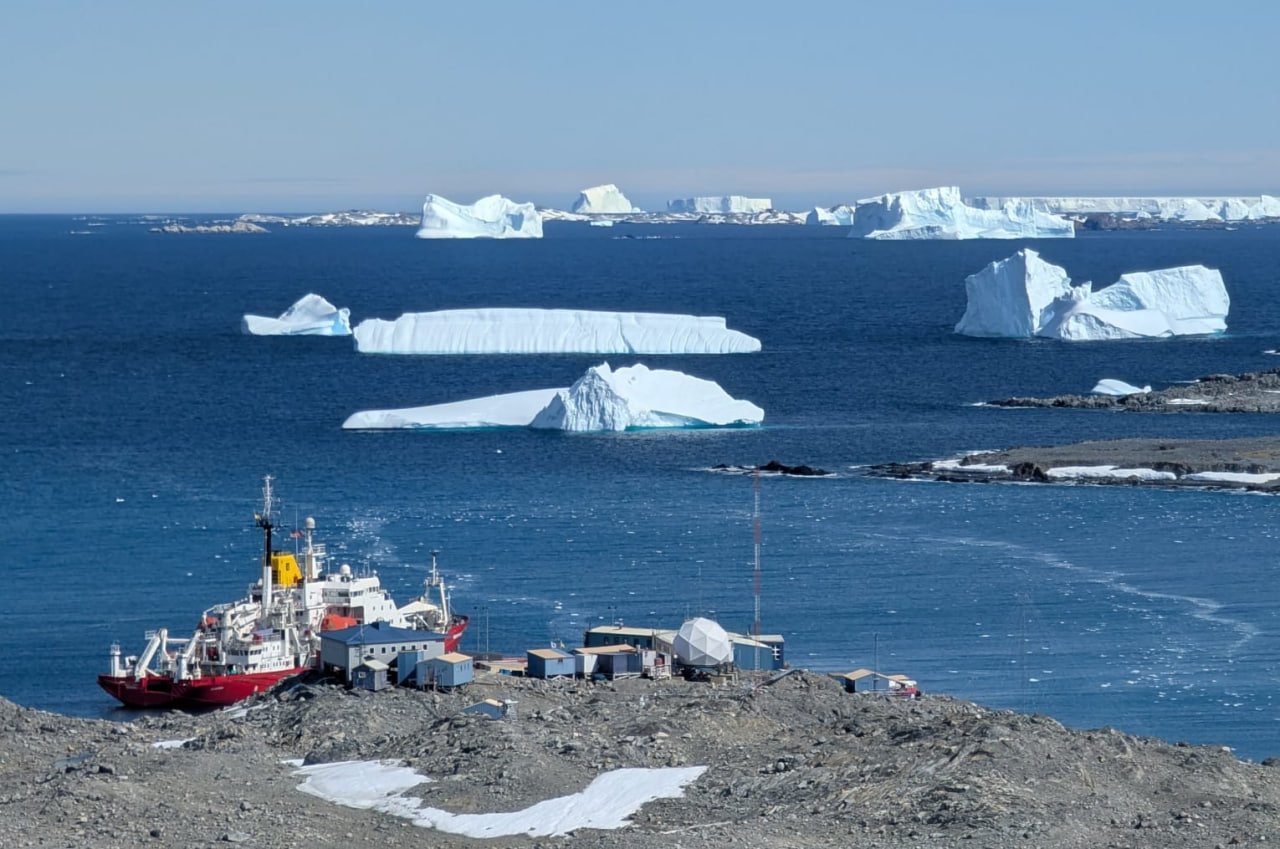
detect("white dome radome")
[674,618,733,668]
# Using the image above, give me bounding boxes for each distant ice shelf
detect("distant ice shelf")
[955,249,1229,340]
[352,308,761,355]
[849,187,1074,240]
[969,195,1280,222]
[667,196,772,214]
[241,294,352,336]
[417,194,543,239]
[342,362,763,432]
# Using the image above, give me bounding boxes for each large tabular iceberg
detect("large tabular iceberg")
[970,195,1280,222]
[241,294,351,336]
[571,184,641,214]
[342,363,763,432]
[417,194,543,239]
[955,249,1229,340]
[849,186,1074,240]
[667,196,772,214]
[352,309,761,355]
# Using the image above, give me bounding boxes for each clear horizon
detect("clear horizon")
[2,2,1277,214]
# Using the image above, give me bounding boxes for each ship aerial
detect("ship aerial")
[99,476,468,708]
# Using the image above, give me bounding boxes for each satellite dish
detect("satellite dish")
[674,618,733,668]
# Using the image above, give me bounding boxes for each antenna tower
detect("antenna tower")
[752,468,762,671]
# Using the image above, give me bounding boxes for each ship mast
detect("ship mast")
[256,475,275,612]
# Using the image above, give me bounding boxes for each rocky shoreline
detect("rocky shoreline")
[864,436,1280,491]
[989,368,1280,414]
[4,671,1279,848]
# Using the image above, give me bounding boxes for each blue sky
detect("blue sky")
[2,2,1277,212]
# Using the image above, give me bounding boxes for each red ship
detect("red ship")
[99,477,468,708]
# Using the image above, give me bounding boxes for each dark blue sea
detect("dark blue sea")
[3,216,1280,758]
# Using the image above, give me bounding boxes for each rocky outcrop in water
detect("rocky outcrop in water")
[990,368,1280,413]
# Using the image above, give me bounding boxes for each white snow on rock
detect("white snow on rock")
[930,458,1011,474]
[241,294,352,336]
[294,761,705,839]
[955,249,1229,341]
[667,196,771,214]
[806,205,856,226]
[849,186,1074,240]
[352,309,761,355]
[1092,379,1151,396]
[1184,471,1280,484]
[954,250,1073,337]
[417,194,543,239]
[343,363,763,432]
[1045,465,1178,481]
[970,195,1280,222]
[529,363,763,432]
[571,184,641,214]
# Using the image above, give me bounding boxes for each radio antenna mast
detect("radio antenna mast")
[752,467,762,672]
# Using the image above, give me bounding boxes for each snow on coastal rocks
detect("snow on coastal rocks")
[292,760,707,838]
[955,249,1229,340]
[241,294,352,336]
[342,363,763,432]
[848,186,1074,240]
[352,309,761,355]
[571,184,642,214]
[417,194,542,239]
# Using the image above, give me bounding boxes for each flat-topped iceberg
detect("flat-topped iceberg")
[955,249,1229,340]
[241,294,351,336]
[417,194,542,239]
[667,196,771,214]
[849,186,1074,240]
[342,363,763,432]
[352,309,760,355]
[571,184,641,214]
[970,195,1280,222]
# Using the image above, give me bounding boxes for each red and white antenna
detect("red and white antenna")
[752,467,762,670]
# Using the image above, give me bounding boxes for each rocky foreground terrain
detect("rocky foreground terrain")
[4,671,1279,848]
[990,369,1280,414]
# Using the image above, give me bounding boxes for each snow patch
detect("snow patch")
[1092,379,1151,396]
[353,309,761,355]
[293,760,705,838]
[1045,466,1177,481]
[241,294,352,336]
[417,194,542,239]
[151,738,195,749]
[1184,471,1280,484]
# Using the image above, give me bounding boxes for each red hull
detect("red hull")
[98,674,180,708]
[445,616,468,653]
[172,667,309,707]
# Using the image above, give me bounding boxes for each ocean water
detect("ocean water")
[3,216,1280,757]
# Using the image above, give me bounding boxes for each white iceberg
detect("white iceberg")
[1091,379,1151,396]
[1039,266,1229,340]
[954,250,1073,337]
[806,205,855,226]
[955,249,1229,341]
[352,308,761,355]
[343,363,763,432]
[571,184,641,214]
[417,194,542,239]
[849,186,1075,240]
[969,195,1280,222]
[240,294,352,336]
[667,196,771,214]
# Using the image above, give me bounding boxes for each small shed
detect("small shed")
[397,650,430,685]
[419,652,474,690]
[575,644,642,680]
[731,636,784,671]
[352,659,389,691]
[832,668,876,693]
[527,648,576,679]
[463,698,509,720]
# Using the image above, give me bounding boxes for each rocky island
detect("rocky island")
[4,671,1278,848]
[989,368,1280,413]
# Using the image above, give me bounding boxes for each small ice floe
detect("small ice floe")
[292,760,706,838]
[151,738,195,749]
[1091,379,1151,396]
[1184,471,1280,485]
[1045,465,1177,481]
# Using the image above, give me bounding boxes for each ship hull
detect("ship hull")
[97,674,180,708]
[173,667,309,707]
[444,616,469,653]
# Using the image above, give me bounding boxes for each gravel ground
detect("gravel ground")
[4,671,1279,848]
